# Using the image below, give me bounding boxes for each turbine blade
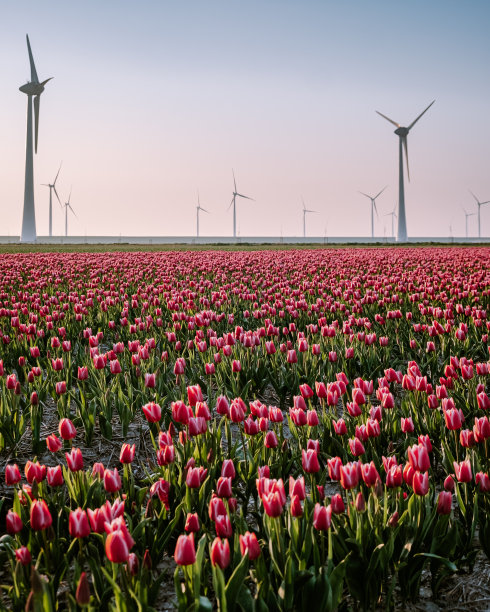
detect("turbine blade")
[376,110,400,128]
[227,197,234,210]
[53,185,62,206]
[69,204,77,218]
[374,201,379,219]
[403,136,410,181]
[373,185,388,200]
[33,95,40,154]
[237,194,254,201]
[480,200,490,206]
[469,190,479,203]
[407,100,435,131]
[358,191,372,199]
[54,162,62,185]
[201,208,209,213]
[232,169,237,193]
[26,35,39,83]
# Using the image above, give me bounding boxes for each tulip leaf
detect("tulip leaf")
[225,552,249,610]
[413,552,457,572]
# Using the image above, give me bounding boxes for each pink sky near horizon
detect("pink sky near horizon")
[1,1,490,238]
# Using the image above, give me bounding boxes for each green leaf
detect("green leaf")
[225,552,249,611]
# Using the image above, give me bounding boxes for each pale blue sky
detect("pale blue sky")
[1,1,490,237]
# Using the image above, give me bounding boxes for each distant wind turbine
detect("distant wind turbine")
[228,170,254,239]
[196,192,209,238]
[63,190,77,237]
[376,100,435,242]
[19,35,53,243]
[385,205,397,239]
[302,199,317,238]
[469,191,490,238]
[358,186,387,239]
[42,163,62,237]
[462,207,475,238]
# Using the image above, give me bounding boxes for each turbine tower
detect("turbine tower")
[358,186,387,239]
[462,207,475,239]
[376,100,435,242]
[63,190,76,237]
[302,199,317,238]
[42,163,62,237]
[228,170,254,239]
[19,35,53,243]
[469,191,490,239]
[196,192,209,237]
[385,205,397,239]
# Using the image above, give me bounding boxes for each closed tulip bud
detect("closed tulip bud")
[401,417,414,433]
[15,546,31,566]
[302,448,320,473]
[305,409,318,426]
[187,384,203,407]
[55,381,67,395]
[460,429,475,448]
[477,392,490,411]
[290,494,303,517]
[333,418,347,435]
[211,537,230,569]
[216,476,233,498]
[476,472,490,492]
[412,471,430,496]
[355,491,366,512]
[289,476,306,500]
[77,366,89,380]
[215,513,233,537]
[6,510,23,534]
[104,468,122,493]
[66,447,84,472]
[119,443,135,464]
[388,511,399,528]
[331,494,345,514]
[59,418,77,440]
[349,437,365,457]
[408,444,430,472]
[221,459,236,479]
[69,508,91,538]
[361,461,379,487]
[347,402,362,417]
[5,463,22,485]
[157,445,175,466]
[47,465,64,487]
[239,532,261,560]
[25,460,46,484]
[106,530,130,563]
[30,499,52,530]
[436,491,452,515]
[45,433,62,452]
[142,401,161,423]
[381,393,395,409]
[313,503,332,530]
[92,462,105,478]
[444,408,462,430]
[209,496,227,521]
[453,460,472,483]
[216,395,230,416]
[340,462,359,489]
[184,513,200,533]
[262,491,284,518]
[327,456,342,481]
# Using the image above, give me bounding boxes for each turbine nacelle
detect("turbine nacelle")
[394,127,409,137]
[19,78,52,96]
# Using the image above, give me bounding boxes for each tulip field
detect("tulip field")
[0,246,489,611]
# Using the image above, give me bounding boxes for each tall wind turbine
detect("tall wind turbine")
[302,199,317,238]
[376,100,435,242]
[385,205,397,239]
[42,163,62,237]
[19,35,53,243]
[469,191,490,238]
[196,193,209,238]
[228,170,254,239]
[358,186,387,239]
[63,190,77,237]
[462,207,475,239]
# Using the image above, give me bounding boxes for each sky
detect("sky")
[1,0,490,238]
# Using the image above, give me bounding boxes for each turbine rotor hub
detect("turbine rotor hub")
[19,82,44,95]
[394,127,409,137]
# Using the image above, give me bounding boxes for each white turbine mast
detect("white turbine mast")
[63,189,77,237]
[385,205,397,239]
[228,170,254,239]
[41,163,62,237]
[196,192,209,238]
[19,35,53,242]
[469,191,490,239]
[376,100,435,242]
[461,206,475,239]
[302,198,317,238]
[358,186,387,239]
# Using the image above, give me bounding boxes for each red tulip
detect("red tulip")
[66,447,84,472]
[69,508,91,538]
[104,468,122,493]
[313,503,332,530]
[215,513,233,537]
[239,532,261,560]
[142,401,161,423]
[210,537,230,569]
[412,471,429,496]
[187,384,203,407]
[119,443,135,464]
[6,510,23,534]
[327,457,342,481]
[340,462,359,490]
[436,491,452,515]
[30,499,53,530]
[184,513,200,533]
[408,444,430,472]
[15,546,31,566]
[59,418,77,440]
[216,476,233,498]
[453,460,472,483]
[47,465,64,487]
[302,448,320,473]
[46,434,62,452]
[476,472,490,493]
[106,530,130,563]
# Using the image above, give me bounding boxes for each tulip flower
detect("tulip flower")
[313,503,332,530]
[106,529,130,563]
[30,499,53,531]
[453,460,472,483]
[210,537,231,569]
[76,572,91,606]
[142,401,162,423]
[302,448,320,473]
[221,459,236,479]
[239,532,261,560]
[262,491,284,517]
[184,513,200,533]
[46,434,63,452]
[215,513,233,537]
[327,457,342,481]
[340,462,359,490]
[331,494,345,514]
[25,461,46,484]
[47,465,64,487]
[476,472,490,493]
[349,437,365,457]
[209,496,227,521]
[66,447,84,472]
[412,471,429,496]
[15,547,32,566]
[119,443,135,464]
[216,476,233,498]
[6,510,23,535]
[408,444,430,472]
[69,508,91,538]
[436,491,452,515]
[59,418,77,440]
[104,468,122,493]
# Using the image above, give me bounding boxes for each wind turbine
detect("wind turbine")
[302,199,317,238]
[63,190,77,237]
[196,192,209,238]
[469,191,490,238]
[228,170,254,239]
[42,163,62,237]
[462,207,475,239]
[19,35,53,243]
[358,186,387,239]
[376,100,435,242]
[385,205,397,239]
